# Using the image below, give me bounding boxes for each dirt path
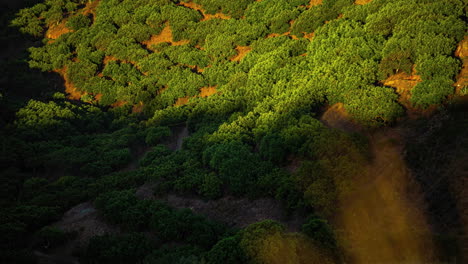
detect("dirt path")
[178,1,230,21]
[230,46,251,62]
[53,67,84,100]
[142,23,190,49]
[354,0,373,5]
[167,194,303,231]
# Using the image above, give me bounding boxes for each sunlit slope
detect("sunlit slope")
[11,0,465,127]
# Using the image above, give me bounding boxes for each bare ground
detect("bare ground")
[136,186,305,231]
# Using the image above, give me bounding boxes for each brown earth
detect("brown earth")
[185,64,205,73]
[178,1,230,21]
[46,20,71,40]
[382,68,441,119]
[132,101,144,113]
[200,86,217,97]
[454,35,468,95]
[303,32,315,41]
[111,100,126,108]
[53,202,120,247]
[174,96,190,107]
[266,32,299,40]
[82,0,100,17]
[154,193,303,231]
[53,67,84,100]
[103,55,118,65]
[355,0,373,5]
[308,0,323,8]
[384,71,421,105]
[173,86,218,106]
[230,46,251,62]
[142,24,190,49]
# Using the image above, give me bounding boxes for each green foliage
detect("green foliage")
[34,226,72,249]
[145,126,171,145]
[205,236,248,264]
[203,141,272,195]
[84,233,154,264]
[144,245,204,264]
[3,0,467,262]
[66,14,91,31]
[200,173,223,199]
[239,220,285,262]
[301,217,336,250]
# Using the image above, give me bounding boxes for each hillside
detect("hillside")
[0,0,467,263]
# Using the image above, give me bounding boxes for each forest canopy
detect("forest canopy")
[1,0,466,263]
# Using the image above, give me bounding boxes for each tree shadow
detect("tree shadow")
[403,98,468,263]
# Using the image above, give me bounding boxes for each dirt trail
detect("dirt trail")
[336,128,435,263]
[46,20,71,40]
[383,67,440,119]
[82,0,100,17]
[200,86,217,97]
[164,194,302,231]
[53,67,84,100]
[142,24,189,49]
[178,1,230,21]
[354,0,373,5]
[230,46,251,62]
[53,202,119,245]
[308,0,323,8]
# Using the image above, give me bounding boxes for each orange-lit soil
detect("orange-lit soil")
[185,64,205,73]
[308,0,323,8]
[174,96,190,106]
[46,20,71,40]
[102,55,138,69]
[230,46,251,62]
[266,32,299,40]
[111,100,126,107]
[82,0,100,16]
[158,86,168,95]
[337,130,434,263]
[355,0,373,4]
[384,71,421,105]
[103,55,118,65]
[132,101,144,113]
[383,69,437,118]
[200,86,217,97]
[178,1,230,21]
[142,24,189,49]
[172,86,218,106]
[454,36,468,94]
[320,103,360,132]
[303,32,315,41]
[54,67,84,100]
